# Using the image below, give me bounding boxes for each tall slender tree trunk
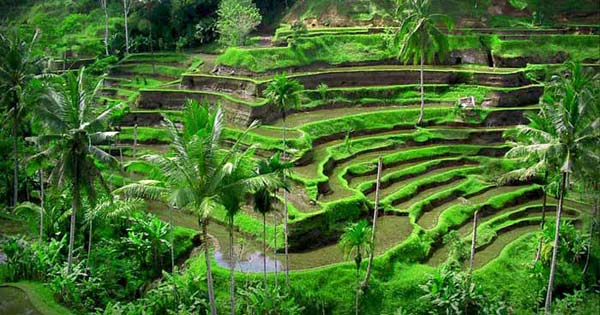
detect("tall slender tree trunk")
[229,215,236,315]
[544,172,567,314]
[355,266,360,315]
[87,220,93,262]
[12,118,19,207]
[101,0,109,56]
[68,163,80,273]
[123,0,130,55]
[535,171,549,262]
[274,213,279,288]
[149,22,156,74]
[201,219,218,315]
[262,213,267,287]
[169,205,175,271]
[469,210,479,274]
[583,182,598,274]
[465,210,479,314]
[282,117,290,287]
[131,124,138,178]
[39,169,44,241]
[133,124,138,158]
[362,156,382,289]
[417,44,425,126]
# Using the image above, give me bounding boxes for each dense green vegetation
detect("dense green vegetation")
[1,1,599,315]
[217,33,599,72]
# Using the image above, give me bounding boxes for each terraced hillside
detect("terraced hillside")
[109,25,597,280]
[85,24,600,311]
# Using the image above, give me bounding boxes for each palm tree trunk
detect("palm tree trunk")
[362,156,382,289]
[68,162,80,273]
[149,22,156,74]
[87,220,93,262]
[262,213,267,288]
[583,182,598,274]
[12,119,19,207]
[229,215,236,315]
[417,47,425,126]
[355,266,360,315]
[201,219,218,315]
[39,169,44,241]
[282,118,290,287]
[169,205,175,271]
[274,213,279,288]
[102,0,109,56]
[123,0,130,55]
[535,171,549,262]
[544,172,567,314]
[469,210,479,274]
[133,124,138,159]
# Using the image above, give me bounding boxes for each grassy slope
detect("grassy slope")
[0,282,75,315]
[217,33,599,72]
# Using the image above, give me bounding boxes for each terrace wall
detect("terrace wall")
[181,75,260,96]
[137,90,274,126]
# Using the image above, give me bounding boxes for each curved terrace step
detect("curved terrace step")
[417,185,540,230]
[345,144,508,187]
[181,67,532,98]
[314,130,505,200]
[379,165,483,209]
[293,127,506,186]
[472,216,579,269]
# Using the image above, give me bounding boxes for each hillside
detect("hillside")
[283,0,600,27]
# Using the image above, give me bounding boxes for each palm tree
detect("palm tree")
[502,110,559,262]
[339,220,373,315]
[362,156,382,289]
[263,73,304,286]
[116,100,280,315]
[220,148,278,315]
[32,68,120,272]
[505,63,598,314]
[253,152,291,287]
[0,28,45,207]
[394,0,452,125]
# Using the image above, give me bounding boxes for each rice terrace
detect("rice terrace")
[0,0,598,314]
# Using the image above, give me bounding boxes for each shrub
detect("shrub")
[87,55,118,75]
[420,263,512,314]
[238,281,304,315]
[0,235,65,282]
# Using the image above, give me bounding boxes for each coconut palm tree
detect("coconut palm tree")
[32,68,120,272]
[505,62,598,314]
[339,220,373,315]
[502,110,559,262]
[253,152,291,287]
[116,100,280,315]
[220,149,272,315]
[394,0,452,125]
[0,28,45,207]
[263,73,304,286]
[362,156,382,290]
